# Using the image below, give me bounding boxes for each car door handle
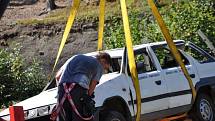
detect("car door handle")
[190,74,195,78]
[155,80,161,85]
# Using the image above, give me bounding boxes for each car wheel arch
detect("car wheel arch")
[190,92,215,121]
[99,96,132,121]
[196,85,215,104]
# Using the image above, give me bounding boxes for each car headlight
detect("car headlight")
[28,109,37,119]
[25,104,57,119]
[38,106,49,116]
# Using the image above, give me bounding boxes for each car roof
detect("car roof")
[85,40,185,58]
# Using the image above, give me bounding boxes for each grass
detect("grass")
[16,8,68,25]
[16,0,142,25]
[16,0,179,25]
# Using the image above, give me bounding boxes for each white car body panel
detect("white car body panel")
[94,73,130,107]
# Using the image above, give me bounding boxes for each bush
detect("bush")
[104,0,215,51]
[0,47,46,107]
[162,0,215,49]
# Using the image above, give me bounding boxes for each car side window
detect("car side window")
[134,50,157,74]
[184,46,214,63]
[111,58,121,72]
[153,47,190,69]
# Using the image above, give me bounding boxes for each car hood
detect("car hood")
[0,87,58,119]
[0,72,121,119]
[97,72,120,85]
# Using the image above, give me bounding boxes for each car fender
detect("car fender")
[94,73,130,108]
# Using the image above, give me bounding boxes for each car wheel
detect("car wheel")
[104,111,126,121]
[193,93,215,121]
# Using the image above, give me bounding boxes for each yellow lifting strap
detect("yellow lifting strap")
[97,0,141,120]
[97,0,105,51]
[147,0,197,102]
[120,0,142,121]
[51,0,80,76]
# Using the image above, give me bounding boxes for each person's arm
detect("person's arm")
[88,80,98,96]
[89,63,103,96]
[55,65,65,85]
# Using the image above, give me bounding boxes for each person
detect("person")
[51,52,111,121]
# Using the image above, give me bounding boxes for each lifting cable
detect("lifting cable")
[51,0,80,78]
[120,0,142,120]
[97,0,142,120]
[97,0,105,51]
[147,0,197,103]
[147,1,197,120]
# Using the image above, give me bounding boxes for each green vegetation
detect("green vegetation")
[104,0,215,50]
[162,0,215,49]
[0,47,46,107]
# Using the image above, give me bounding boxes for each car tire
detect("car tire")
[192,93,215,121]
[104,110,126,121]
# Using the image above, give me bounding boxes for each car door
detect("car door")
[133,47,169,114]
[152,46,199,108]
[185,42,215,80]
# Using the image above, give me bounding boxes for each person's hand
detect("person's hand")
[90,92,95,98]
[80,94,96,117]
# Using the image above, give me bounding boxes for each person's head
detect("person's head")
[96,52,111,71]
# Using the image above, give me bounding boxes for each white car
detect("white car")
[1,40,215,121]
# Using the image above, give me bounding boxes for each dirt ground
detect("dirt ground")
[0,0,98,75]
[0,0,67,25]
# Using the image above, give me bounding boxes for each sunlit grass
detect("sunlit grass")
[16,0,144,25]
[16,0,183,25]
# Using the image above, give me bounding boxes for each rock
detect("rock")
[83,0,99,6]
[0,31,18,40]
[39,51,44,55]
[82,23,94,30]
[43,30,53,37]
[0,40,8,46]
[10,0,38,6]
[106,0,116,2]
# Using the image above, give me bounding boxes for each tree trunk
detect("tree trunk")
[0,0,10,19]
[46,0,57,11]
